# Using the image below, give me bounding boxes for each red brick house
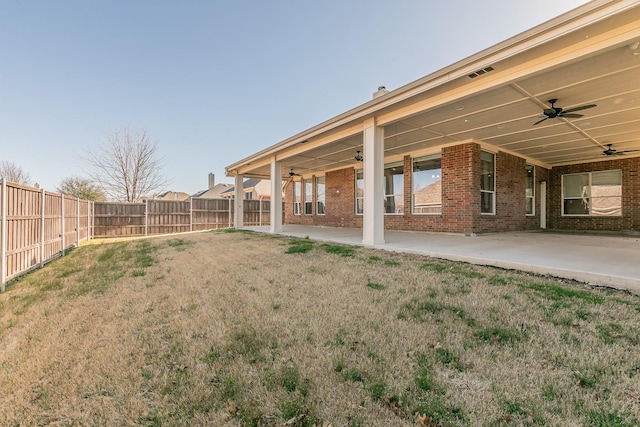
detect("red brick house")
[226,1,640,243]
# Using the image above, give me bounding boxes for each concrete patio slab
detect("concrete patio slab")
[246,225,640,295]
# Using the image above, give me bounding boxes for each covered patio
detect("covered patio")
[246,224,640,294]
[227,1,640,242]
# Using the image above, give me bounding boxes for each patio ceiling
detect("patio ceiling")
[227,1,640,180]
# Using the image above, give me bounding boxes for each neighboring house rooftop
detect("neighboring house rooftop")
[155,191,191,201]
[192,183,233,198]
[221,179,272,199]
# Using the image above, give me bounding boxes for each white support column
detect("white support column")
[270,159,283,233]
[362,118,385,246]
[234,174,244,229]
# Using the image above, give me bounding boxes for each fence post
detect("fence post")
[40,188,45,268]
[190,197,193,232]
[85,200,90,241]
[145,199,148,236]
[61,194,65,256]
[91,201,94,240]
[259,199,263,226]
[76,197,80,246]
[228,198,232,228]
[1,178,6,292]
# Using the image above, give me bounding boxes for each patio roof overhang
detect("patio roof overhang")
[225,0,640,180]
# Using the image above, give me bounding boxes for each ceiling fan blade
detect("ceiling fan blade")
[560,113,583,118]
[533,117,548,125]
[562,104,596,114]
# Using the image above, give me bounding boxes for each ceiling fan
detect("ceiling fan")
[602,144,640,156]
[533,98,597,125]
[288,168,301,177]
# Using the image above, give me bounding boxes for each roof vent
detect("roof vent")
[468,66,495,79]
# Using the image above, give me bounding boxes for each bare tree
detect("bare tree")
[0,161,32,185]
[56,176,106,201]
[84,128,167,202]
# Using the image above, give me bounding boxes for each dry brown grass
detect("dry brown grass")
[1,230,639,426]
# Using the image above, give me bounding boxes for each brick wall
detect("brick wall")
[475,151,543,233]
[284,168,362,228]
[549,157,639,232]
[281,142,636,234]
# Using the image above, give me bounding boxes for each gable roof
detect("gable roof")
[192,183,233,198]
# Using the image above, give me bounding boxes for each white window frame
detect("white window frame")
[316,176,325,215]
[355,169,364,215]
[480,150,496,215]
[293,180,301,215]
[304,178,313,215]
[525,164,535,216]
[412,154,442,215]
[562,170,622,217]
[383,161,404,215]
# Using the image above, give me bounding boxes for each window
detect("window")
[525,164,534,216]
[293,181,301,215]
[562,170,622,216]
[245,191,253,200]
[304,179,313,215]
[355,164,405,215]
[480,151,495,214]
[355,169,364,215]
[384,161,404,214]
[412,155,441,214]
[316,176,325,215]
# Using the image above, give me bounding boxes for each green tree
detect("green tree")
[56,176,106,201]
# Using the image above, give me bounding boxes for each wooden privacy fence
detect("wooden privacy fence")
[1,182,272,289]
[0,179,93,291]
[93,198,271,237]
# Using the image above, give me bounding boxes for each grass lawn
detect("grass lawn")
[1,230,639,426]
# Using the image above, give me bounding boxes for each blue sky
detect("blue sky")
[0,0,591,195]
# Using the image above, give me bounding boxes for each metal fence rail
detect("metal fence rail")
[0,179,93,291]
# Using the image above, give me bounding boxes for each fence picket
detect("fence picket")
[1,182,272,290]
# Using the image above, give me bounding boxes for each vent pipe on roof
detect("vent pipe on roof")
[373,86,389,99]
[208,173,215,189]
